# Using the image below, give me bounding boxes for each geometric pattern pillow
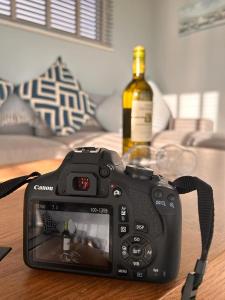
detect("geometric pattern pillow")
[0,78,13,106]
[15,57,95,136]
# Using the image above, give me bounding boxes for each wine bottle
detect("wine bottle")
[62,220,71,252]
[122,46,153,154]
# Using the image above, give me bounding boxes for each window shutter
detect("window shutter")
[79,0,97,40]
[15,0,46,25]
[79,0,113,45]
[50,0,76,34]
[0,0,11,16]
[0,0,113,47]
[100,0,112,46]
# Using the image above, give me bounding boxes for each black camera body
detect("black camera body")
[24,147,181,282]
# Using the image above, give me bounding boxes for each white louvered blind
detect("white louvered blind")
[16,0,46,25]
[0,0,10,16]
[80,0,97,39]
[0,0,113,47]
[50,0,76,34]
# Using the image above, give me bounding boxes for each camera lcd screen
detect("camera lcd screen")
[28,201,112,272]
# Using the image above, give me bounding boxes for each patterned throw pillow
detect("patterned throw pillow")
[0,78,13,105]
[15,57,95,136]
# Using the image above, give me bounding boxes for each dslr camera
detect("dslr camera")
[24,147,181,282]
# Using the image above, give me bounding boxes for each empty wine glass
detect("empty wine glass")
[122,144,197,179]
[156,144,197,178]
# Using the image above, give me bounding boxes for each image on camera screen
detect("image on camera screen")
[28,201,112,271]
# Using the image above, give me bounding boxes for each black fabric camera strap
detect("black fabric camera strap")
[0,172,41,261]
[171,176,214,300]
[0,172,41,199]
[0,173,214,300]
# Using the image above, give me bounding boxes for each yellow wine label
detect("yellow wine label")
[131,100,152,142]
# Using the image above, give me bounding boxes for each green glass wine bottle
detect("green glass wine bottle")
[122,46,153,155]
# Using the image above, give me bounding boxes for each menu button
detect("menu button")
[117,266,128,276]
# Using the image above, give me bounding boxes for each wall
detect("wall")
[150,0,225,133]
[1,0,224,131]
[0,0,153,95]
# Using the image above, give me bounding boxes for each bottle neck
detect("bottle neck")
[132,56,145,79]
[64,221,69,232]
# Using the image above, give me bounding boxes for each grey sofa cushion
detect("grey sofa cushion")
[0,135,69,166]
[188,132,225,150]
[0,94,36,135]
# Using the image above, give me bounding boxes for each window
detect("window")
[0,0,113,48]
[163,92,219,131]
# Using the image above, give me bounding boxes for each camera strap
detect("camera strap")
[171,176,214,300]
[0,172,41,261]
[0,173,214,300]
[0,172,41,199]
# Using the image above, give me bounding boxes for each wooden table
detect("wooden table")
[0,148,225,299]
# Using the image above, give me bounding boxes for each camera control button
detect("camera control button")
[119,224,129,237]
[113,187,122,198]
[119,205,128,222]
[134,222,148,233]
[129,235,145,244]
[167,193,176,202]
[117,266,128,276]
[133,270,146,280]
[121,244,129,259]
[130,259,144,269]
[144,244,153,262]
[130,244,143,257]
[99,166,110,178]
[153,189,163,199]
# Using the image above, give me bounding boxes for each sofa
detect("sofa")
[0,78,174,167]
[2,124,223,167]
[0,79,223,167]
[0,131,122,167]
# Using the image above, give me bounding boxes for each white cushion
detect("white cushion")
[149,81,171,133]
[95,92,122,132]
[95,81,171,133]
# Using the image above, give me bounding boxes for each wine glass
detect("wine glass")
[156,144,197,178]
[122,144,197,179]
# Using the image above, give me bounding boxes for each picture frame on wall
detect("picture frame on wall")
[179,0,225,36]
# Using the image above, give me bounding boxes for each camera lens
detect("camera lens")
[73,177,90,191]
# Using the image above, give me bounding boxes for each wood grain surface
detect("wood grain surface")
[0,147,225,299]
